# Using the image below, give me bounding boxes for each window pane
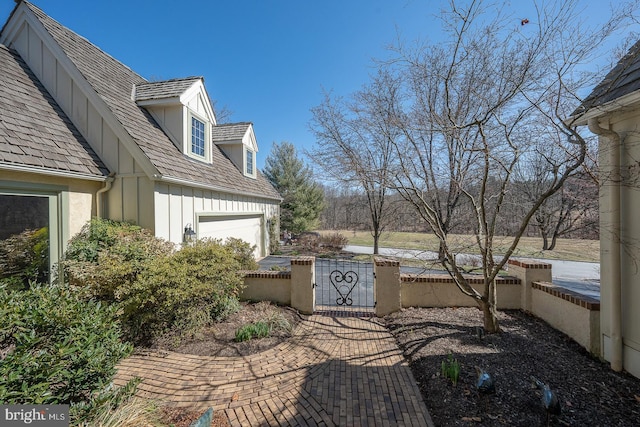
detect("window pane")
[191,117,205,157]
[246,150,254,174]
[0,195,50,288]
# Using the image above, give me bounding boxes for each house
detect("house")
[571,39,640,379]
[0,0,281,276]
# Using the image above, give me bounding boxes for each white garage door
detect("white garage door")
[198,215,263,258]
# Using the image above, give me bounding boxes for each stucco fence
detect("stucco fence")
[241,256,600,356]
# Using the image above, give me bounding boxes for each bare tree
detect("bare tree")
[309,71,402,254]
[382,0,635,332]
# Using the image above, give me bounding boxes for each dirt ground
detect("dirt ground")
[149,301,303,427]
[150,301,304,357]
[384,306,640,427]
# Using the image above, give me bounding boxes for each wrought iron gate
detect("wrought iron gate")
[314,258,375,316]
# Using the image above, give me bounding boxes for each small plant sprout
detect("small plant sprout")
[441,352,461,386]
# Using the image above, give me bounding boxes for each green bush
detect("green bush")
[118,239,245,342]
[0,284,134,423]
[223,237,258,270]
[60,219,253,343]
[0,227,49,289]
[64,218,140,263]
[60,218,174,298]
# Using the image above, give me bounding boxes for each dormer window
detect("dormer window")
[185,110,211,161]
[212,122,258,178]
[191,116,206,157]
[246,149,254,175]
[135,78,216,163]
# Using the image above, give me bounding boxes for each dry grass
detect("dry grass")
[321,230,599,263]
[77,398,158,427]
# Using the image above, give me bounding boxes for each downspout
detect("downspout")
[96,173,116,219]
[588,118,623,372]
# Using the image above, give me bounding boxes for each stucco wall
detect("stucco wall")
[531,282,600,355]
[0,170,100,245]
[399,275,521,309]
[242,272,291,305]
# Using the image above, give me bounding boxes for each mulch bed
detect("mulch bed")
[384,306,640,426]
[149,301,303,357]
[148,301,303,426]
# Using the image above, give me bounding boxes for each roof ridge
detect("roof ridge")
[215,121,253,127]
[136,76,203,87]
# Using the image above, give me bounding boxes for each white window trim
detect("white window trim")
[186,110,211,163]
[244,147,256,178]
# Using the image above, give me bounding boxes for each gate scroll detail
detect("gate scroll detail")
[329,269,359,306]
[315,258,374,316]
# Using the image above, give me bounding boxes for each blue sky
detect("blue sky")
[0,0,627,170]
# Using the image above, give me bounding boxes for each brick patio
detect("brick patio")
[114,315,434,426]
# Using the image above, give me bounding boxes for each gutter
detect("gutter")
[156,174,283,202]
[572,91,640,126]
[96,172,116,219]
[0,163,109,182]
[588,117,623,372]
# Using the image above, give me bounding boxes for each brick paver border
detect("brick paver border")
[114,315,434,426]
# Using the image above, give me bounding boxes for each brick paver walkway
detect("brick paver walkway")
[114,315,434,426]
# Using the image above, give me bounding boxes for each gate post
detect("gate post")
[291,256,315,314]
[507,259,552,312]
[374,258,401,316]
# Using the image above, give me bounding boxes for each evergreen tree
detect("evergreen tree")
[263,142,324,234]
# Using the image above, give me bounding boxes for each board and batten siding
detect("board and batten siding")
[146,105,183,151]
[9,19,152,227]
[154,182,279,249]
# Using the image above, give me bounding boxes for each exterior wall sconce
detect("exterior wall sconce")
[183,223,196,243]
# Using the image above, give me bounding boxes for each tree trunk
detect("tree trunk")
[541,231,550,251]
[438,240,446,262]
[480,300,501,333]
[548,233,558,251]
[480,282,500,333]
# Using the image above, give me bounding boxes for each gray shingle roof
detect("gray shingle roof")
[574,39,640,117]
[134,77,201,102]
[0,44,108,178]
[211,122,253,143]
[24,2,280,200]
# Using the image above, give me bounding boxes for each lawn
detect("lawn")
[319,230,600,263]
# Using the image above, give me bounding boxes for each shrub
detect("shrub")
[223,237,258,270]
[118,239,244,342]
[297,232,320,251]
[64,218,141,263]
[60,219,252,343]
[320,232,349,250]
[0,227,49,289]
[0,284,134,423]
[59,218,174,298]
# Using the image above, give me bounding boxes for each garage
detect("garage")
[197,214,264,258]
